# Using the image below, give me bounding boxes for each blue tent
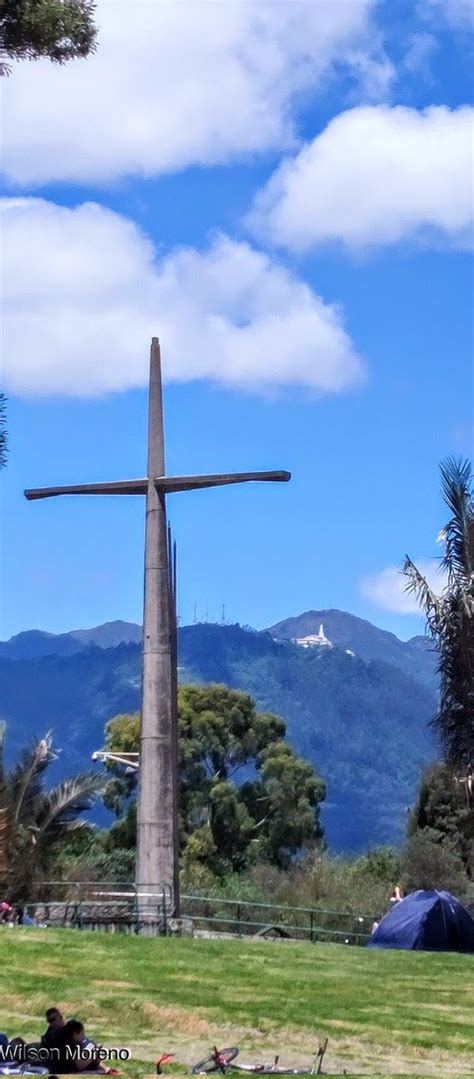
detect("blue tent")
[368,890,474,952]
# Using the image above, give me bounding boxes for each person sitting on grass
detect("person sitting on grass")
[14,906,37,927]
[0,1037,49,1075]
[41,1009,65,1054]
[61,1021,111,1074]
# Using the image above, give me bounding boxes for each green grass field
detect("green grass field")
[1,928,473,1078]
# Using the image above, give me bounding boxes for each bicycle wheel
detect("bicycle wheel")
[192,1048,239,1074]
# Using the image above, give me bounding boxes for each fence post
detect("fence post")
[237,903,241,936]
[133,884,139,935]
[161,890,168,937]
[77,882,83,930]
[310,910,314,943]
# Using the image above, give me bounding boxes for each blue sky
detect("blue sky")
[1,0,472,642]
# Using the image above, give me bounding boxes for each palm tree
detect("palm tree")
[403,457,474,770]
[0,725,104,899]
[0,393,7,469]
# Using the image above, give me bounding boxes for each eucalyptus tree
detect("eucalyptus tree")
[101,685,326,876]
[1,0,97,75]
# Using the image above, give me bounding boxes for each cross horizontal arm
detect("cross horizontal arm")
[158,470,291,493]
[24,480,149,500]
[24,471,291,500]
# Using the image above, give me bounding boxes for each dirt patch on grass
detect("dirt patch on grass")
[0,1011,42,1027]
[141,1003,214,1038]
[29,964,66,977]
[93,979,140,990]
[0,994,31,1011]
[423,1002,471,1017]
[4,931,51,944]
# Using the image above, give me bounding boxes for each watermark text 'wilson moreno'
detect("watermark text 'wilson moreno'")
[0,1045,131,1064]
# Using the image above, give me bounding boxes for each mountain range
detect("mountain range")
[0,611,439,851]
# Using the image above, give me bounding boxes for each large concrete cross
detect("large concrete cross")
[25,338,291,916]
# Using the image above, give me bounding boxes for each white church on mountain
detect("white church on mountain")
[294,624,332,648]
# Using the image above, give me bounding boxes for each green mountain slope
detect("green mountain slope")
[0,622,437,851]
[268,609,437,689]
[0,609,437,690]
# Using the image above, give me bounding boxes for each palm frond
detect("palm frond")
[9,732,56,825]
[1,727,105,895]
[407,458,474,769]
[439,457,473,580]
[403,556,443,635]
[31,771,105,838]
[12,772,105,887]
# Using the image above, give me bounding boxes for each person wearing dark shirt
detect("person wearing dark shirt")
[41,1009,65,1060]
[61,1021,107,1074]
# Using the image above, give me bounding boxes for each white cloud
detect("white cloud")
[249,105,474,252]
[0,0,390,186]
[0,197,364,398]
[360,560,447,615]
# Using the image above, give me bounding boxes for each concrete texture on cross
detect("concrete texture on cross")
[24,338,291,917]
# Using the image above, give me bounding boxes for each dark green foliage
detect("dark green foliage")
[0,0,97,73]
[102,684,326,875]
[402,829,469,897]
[57,836,135,883]
[241,742,326,868]
[351,845,402,883]
[408,762,473,877]
[182,846,395,911]
[184,781,255,876]
[404,457,474,769]
[403,459,473,888]
[104,800,136,853]
[0,726,104,898]
[0,394,7,469]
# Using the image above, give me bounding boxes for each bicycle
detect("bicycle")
[192,1041,328,1075]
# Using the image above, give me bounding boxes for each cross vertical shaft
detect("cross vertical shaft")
[137,338,179,913]
[24,336,291,930]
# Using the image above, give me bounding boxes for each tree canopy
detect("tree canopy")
[403,459,473,884]
[0,0,97,74]
[408,762,473,879]
[404,457,474,769]
[102,684,326,874]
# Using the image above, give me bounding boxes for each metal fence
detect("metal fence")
[24,882,374,944]
[22,881,173,935]
[182,893,373,944]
